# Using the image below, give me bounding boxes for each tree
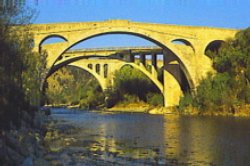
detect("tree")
[0,2,43,129]
[179,27,250,113]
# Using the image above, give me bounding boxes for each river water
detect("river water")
[45,108,250,165]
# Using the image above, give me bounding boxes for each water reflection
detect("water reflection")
[163,116,250,165]
[84,113,167,164]
[164,116,216,165]
[47,108,250,165]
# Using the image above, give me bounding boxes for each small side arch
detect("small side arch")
[87,64,93,69]
[204,40,225,58]
[95,64,100,74]
[171,39,195,52]
[39,34,68,52]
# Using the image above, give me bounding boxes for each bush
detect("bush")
[146,93,163,106]
[179,93,196,111]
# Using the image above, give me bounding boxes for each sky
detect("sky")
[27,0,250,48]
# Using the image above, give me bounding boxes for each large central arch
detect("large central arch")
[40,26,199,107]
[41,27,196,91]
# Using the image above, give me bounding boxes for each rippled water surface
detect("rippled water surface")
[46,108,250,165]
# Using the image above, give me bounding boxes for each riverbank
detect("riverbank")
[46,103,250,117]
[108,103,250,117]
[107,102,151,112]
[0,111,50,165]
[179,104,250,117]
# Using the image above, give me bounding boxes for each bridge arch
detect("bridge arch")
[118,63,164,94]
[171,38,195,52]
[39,34,68,52]
[45,59,108,91]
[43,28,196,90]
[67,63,107,91]
[204,40,225,58]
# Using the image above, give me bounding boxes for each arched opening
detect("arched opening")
[60,32,194,90]
[171,39,195,52]
[95,64,100,74]
[45,65,104,108]
[40,30,195,93]
[118,63,163,94]
[87,64,93,69]
[205,40,225,58]
[39,35,68,53]
[115,65,163,106]
[42,31,196,107]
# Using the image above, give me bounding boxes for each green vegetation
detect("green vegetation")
[0,3,46,129]
[45,65,163,109]
[179,28,250,114]
[109,65,163,107]
[45,66,105,109]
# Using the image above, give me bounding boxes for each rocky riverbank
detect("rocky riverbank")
[0,111,50,166]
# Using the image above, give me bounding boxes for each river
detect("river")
[44,108,250,165]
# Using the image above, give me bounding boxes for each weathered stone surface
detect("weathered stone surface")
[15,20,238,107]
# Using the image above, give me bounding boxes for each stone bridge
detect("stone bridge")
[16,20,238,107]
[53,47,165,96]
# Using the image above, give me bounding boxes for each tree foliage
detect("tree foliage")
[46,65,164,109]
[45,66,104,109]
[179,28,250,113]
[112,65,163,105]
[0,3,45,129]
